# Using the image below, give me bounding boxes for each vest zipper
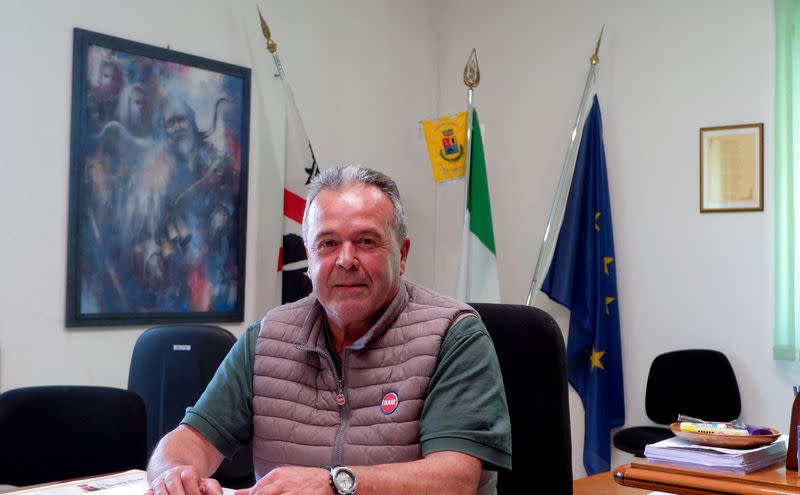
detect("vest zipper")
[320,350,345,404]
[331,350,350,466]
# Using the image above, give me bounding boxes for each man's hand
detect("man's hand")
[234,466,331,495]
[146,426,226,495]
[147,465,222,495]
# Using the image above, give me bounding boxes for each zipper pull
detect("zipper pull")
[336,381,346,406]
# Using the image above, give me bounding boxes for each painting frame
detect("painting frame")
[66,28,251,327]
[699,123,764,213]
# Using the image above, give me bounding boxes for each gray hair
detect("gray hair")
[302,165,408,245]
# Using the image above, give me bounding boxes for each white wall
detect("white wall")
[0,0,793,480]
[434,0,784,477]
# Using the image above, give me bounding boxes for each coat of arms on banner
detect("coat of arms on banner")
[421,112,467,182]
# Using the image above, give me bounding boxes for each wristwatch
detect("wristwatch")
[329,465,358,494]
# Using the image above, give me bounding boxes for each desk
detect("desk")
[573,471,652,494]
[613,461,800,494]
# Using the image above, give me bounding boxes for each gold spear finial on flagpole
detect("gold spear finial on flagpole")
[257,6,285,78]
[463,48,480,89]
[590,25,604,66]
[257,6,278,53]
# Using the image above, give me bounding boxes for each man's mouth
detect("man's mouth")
[333,282,368,288]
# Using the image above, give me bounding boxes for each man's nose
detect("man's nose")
[336,242,358,270]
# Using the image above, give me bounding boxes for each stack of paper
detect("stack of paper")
[644,435,788,473]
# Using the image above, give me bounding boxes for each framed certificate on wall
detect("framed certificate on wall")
[700,123,763,213]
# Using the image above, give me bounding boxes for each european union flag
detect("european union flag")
[541,95,624,475]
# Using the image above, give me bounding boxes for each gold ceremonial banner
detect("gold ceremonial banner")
[422,112,467,182]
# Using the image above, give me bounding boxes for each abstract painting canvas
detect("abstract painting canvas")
[66,28,251,326]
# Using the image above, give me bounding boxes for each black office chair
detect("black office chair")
[128,324,254,487]
[0,385,147,486]
[470,303,572,494]
[613,349,741,457]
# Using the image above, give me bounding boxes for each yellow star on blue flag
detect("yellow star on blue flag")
[590,348,606,370]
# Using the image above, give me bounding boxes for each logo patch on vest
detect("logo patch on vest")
[381,392,399,415]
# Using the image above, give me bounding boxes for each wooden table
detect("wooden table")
[613,461,800,494]
[573,471,651,494]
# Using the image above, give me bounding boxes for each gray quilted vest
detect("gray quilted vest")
[252,280,475,474]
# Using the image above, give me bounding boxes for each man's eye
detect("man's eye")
[317,240,336,251]
[359,238,377,248]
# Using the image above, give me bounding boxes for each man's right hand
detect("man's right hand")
[147,465,222,495]
[146,426,226,495]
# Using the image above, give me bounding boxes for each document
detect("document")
[644,435,788,474]
[7,470,235,495]
[8,470,147,495]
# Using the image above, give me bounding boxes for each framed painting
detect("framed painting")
[699,123,764,213]
[66,28,251,326]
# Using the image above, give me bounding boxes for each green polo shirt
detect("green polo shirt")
[183,315,511,471]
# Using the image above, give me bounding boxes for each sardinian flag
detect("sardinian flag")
[278,78,319,303]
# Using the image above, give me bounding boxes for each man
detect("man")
[147,166,511,495]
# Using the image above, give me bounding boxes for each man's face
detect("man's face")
[305,184,410,333]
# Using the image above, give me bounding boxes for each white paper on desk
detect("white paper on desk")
[8,470,236,495]
[643,434,788,473]
[645,451,786,473]
[78,481,148,495]
[92,483,235,495]
[9,470,147,495]
[644,435,787,464]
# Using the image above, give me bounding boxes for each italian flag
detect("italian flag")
[456,110,501,303]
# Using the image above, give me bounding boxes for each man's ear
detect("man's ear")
[398,237,411,276]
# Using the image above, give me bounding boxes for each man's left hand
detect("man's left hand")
[234,467,331,495]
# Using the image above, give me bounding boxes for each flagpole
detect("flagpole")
[463,49,480,215]
[526,27,604,306]
[258,8,286,80]
[258,7,320,304]
[457,49,480,299]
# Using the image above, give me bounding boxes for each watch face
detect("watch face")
[331,466,357,494]
[334,470,355,489]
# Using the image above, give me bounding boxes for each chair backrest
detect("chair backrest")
[0,385,146,486]
[128,324,253,483]
[470,303,572,495]
[128,324,236,453]
[645,349,741,425]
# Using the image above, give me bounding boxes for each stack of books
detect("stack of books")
[644,435,788,473]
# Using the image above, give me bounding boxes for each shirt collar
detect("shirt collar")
[293,279,410,353]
